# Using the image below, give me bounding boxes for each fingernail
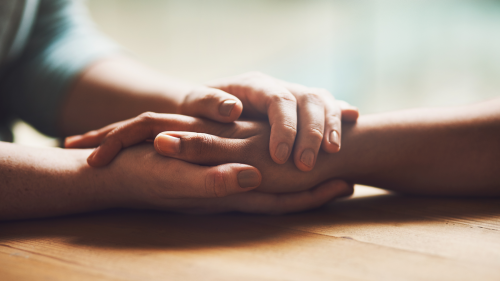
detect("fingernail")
[65,135,82,147]
[219,100,237,117]
[330,131,340,147]
[156,134,181,155]
[300,148,315,168]
[65,135,82,143]
[237,170,260,188]
[275,142,289,163]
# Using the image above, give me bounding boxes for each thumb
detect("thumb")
[179,87,243,123]
[188,163,262,198]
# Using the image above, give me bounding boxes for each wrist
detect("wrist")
[68,149,132,209]
[317,119,369,183]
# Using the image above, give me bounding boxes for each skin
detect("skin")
[74,98,500,196]
[67,114,340,193]
[61,56,358,170]
[0,141,352,220]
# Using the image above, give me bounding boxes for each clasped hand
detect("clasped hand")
[66,73,358,214]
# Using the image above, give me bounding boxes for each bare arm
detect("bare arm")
[0,142,121,220]
[58,56,192,136]
[329,98,500,196]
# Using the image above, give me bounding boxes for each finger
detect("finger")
[64,121,124,148]
[203,164,261,197]
[265,90,298,165]
[338,100,359,122]
[209,72,297,165]
[168,179,353,215]
[179,86,243,123]
[286,86,325,172]
[154,131,244,165]
[246,179,354,214]
[87,113,233,167]
[319,90,342,153]
[229,179,353,215]
[159,161,261,198]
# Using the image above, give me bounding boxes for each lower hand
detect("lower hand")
[104,143,353,214]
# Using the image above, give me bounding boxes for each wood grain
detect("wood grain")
[1,186,499,280]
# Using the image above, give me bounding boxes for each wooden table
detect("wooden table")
[1,186,499,280]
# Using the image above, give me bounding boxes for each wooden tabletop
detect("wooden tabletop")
[1,186,499,281]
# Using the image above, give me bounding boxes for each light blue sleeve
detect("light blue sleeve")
[0,0,120,136]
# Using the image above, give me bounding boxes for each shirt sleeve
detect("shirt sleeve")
[0,0,120,137]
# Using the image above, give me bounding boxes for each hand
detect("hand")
[206,72,359,171]
[68,114,346,193]
[66,72,359,171]
[152,120,342,193]
[65,113,238,167]
[102,142,262,199]
[106,143,353,215]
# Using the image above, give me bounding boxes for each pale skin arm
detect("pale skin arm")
[60,56,358,170]
[58,56,191,136]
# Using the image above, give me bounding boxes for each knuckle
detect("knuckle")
[188,134,214,156]
[138,111,158,124]
[299,92,324,106]
[84,130,100,138]
[327,111,341,122]
[196,90,220,106]
[279,122,297,139]
[204,168,228,198]
[101,132,121,147]
[304,127,324,143]
[268,93,296,105]
[282,120,297,132]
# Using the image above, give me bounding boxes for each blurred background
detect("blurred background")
[14,0,500,146]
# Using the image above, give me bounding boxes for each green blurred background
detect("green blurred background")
[14,0,500,146]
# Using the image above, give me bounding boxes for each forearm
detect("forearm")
[0,142,125,220]
[58,56,194,136]
[326,99,500,196]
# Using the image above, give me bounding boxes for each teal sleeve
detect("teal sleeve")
[0,0,119,137]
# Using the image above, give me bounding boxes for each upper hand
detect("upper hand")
[66,72,359,171]
[206,72,358,171]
